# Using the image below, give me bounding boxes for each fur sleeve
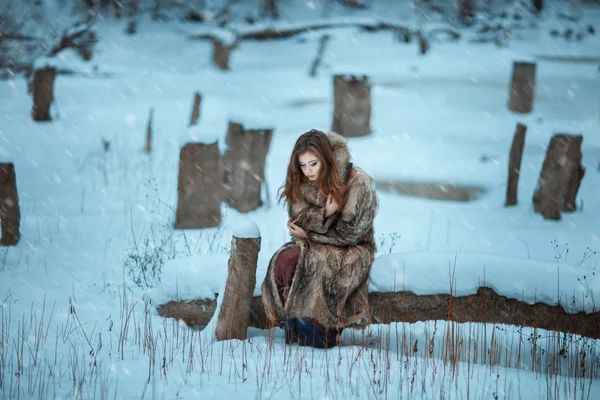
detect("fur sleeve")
[289,201,337,235]
[307,171,377,246]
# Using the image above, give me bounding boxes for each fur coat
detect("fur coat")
[261,132,378,330]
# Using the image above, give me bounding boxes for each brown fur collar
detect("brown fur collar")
[299,131,350,206]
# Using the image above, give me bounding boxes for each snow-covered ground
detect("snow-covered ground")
[1,0,599,398]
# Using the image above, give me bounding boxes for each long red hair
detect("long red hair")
[279,129,346,206]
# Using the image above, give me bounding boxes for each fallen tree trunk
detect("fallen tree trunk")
[48,21,97,61]
[157,287,600,339]
[190,21,459,42]
[0,33,38,40]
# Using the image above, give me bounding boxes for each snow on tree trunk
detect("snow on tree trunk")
[505,123,527,206]
[222,122,274,213]
[533,134,585,220]
[508,62,536,114]
[175,142,222,229]
[331,75,372,137]
[215,222,261,341]
[0,163,20,246]
[189,92,202,126]
[31,66,56,121]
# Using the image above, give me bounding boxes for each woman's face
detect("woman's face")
[298,151,321,181]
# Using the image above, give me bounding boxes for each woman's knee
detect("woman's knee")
[274,246,301,286]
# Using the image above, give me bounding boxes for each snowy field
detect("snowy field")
[1,0,600,398]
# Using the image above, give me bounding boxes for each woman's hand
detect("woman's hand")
[324,196,340,218]
[287,218,308,239]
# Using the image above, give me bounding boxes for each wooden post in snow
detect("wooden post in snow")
[31,66,56,121]
[508,61,536,114]
[215,221,261,341]
[174,142,222,229]
[152,0,161,20]
[416,31,429,55]
[505,123,527,206]
[0,163,20,246]
[212,37,238,71]
[331,75,372,137]
[113,0,122,18]
[126,20,137,35]
[222,121,274,213]
[144,107,153,153]
[458,0,475,25]
[532,134,585,220]
[129,0,138,17]
[260,0,280,19]
[189,92,202,126]
[309,34,330,77]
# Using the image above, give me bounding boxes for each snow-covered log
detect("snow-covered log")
[191,21,422,42]
[158,287,600,340]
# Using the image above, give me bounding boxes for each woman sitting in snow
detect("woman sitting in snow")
[261,129,378,348]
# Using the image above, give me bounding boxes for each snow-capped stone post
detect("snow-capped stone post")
[533,134,585,220]
[331,75,372,137]
[508,61,536,114]
[31,64,57,121]
[174,139,222,229]
[0,163,20,246]
[212,32,239,71]
[222,120,274,213]
[215,220,261,341]
[505,123,527,206]
[189,92,202,126]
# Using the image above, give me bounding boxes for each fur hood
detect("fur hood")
[298,131,351,207]
[326,131,351,182]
